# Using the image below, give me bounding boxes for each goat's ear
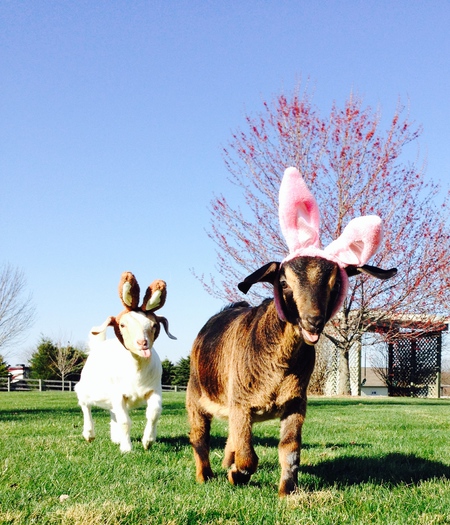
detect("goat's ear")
[119,272,140,309]
[90,316,115,337]
[141,280,167,312]
[345,264,397,280]
[238,262,281,294]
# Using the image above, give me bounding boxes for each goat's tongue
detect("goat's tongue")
[302,328,319,345]
[141,349,151,358]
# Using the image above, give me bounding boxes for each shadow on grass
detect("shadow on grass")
[0,406,82,421]
[157,435,450,492]
[309,398,450,408]
[157,434,371,456]
[300,452,450,488]
[207,452,450,492]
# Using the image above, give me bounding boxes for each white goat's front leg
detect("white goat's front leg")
[110,411,122,445]
[111,396,132,452]
[142,391,162,450]
[80,403,95,443]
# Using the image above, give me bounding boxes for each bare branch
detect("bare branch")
[0,263,36,355]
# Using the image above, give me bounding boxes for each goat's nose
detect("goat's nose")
[137,339,148,349]
[304,315,325,333]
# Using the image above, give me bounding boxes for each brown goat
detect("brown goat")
[186,257,396,497]
[187,167,397,496]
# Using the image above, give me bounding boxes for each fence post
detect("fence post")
[7,376,11,392]
[39,379,42,392]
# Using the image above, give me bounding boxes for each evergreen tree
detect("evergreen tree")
[0,355,9,378]
[172,356,190,387]
[30,337,58,379]
[161,358,174,386]
[29,336,86,380]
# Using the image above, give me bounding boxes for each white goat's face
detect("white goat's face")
[277,257,341,345]
[117,311,158,359]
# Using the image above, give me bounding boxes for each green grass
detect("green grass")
[1,393,450,524]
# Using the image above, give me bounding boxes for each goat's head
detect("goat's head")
[238,167,397,345]
[91,271,176,358]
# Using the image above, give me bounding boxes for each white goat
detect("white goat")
[75,271,176,452]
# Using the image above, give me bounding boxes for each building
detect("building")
[360,367,389,396]
[326,313,449,398]
[7,364,30,382]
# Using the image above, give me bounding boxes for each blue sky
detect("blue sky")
[1,1,449,365]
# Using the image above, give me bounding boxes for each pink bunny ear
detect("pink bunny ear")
[279,167,321,254]
[324,215,383,267]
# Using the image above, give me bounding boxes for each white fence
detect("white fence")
[0,377,187,393]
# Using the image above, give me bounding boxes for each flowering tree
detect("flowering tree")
[200,89,450,395]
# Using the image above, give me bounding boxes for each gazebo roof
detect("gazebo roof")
[334,310,450,333]
[365,312,450,333]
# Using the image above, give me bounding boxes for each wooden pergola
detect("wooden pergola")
[365,313,449,398]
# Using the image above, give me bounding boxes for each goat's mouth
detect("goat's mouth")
[298,319,321,345]
[301,328,320,345]
[134,346,152,358]
[140,348,151,358]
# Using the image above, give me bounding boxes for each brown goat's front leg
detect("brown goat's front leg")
[222,435,235,468]
[226,407,258,486]
[278,409,305,497]
[187,401,214,483]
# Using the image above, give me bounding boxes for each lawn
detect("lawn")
[0,392,449,524]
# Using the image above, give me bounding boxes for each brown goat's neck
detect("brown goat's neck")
[258,300,303,361]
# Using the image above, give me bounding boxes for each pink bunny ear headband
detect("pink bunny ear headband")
[277,167,388,319]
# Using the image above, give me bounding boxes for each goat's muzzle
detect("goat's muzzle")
[301,328,320,346]
[299,314,325,346]
[136,339,152,359]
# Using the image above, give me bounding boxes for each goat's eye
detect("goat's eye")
[280,280,288,289]
[120,323,125,329]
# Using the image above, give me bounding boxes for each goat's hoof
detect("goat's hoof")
[228,466,251,485]
[142,439,154,450]
[119,443,132,453]
[82,433,95,443]
[196,468,214,483]
[278,479,297,498]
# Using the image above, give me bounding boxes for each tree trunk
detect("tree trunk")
[337,345,352,396]
[354,338,362,396]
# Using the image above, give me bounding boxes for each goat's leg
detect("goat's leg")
[187,395,214,482]
[111,397,132,452]
[222,435,235,468]
[80,403,95,442]
[110,411,122,444]
[227,407,258,485]
[278,409,305,497]
[142,390,162,450]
